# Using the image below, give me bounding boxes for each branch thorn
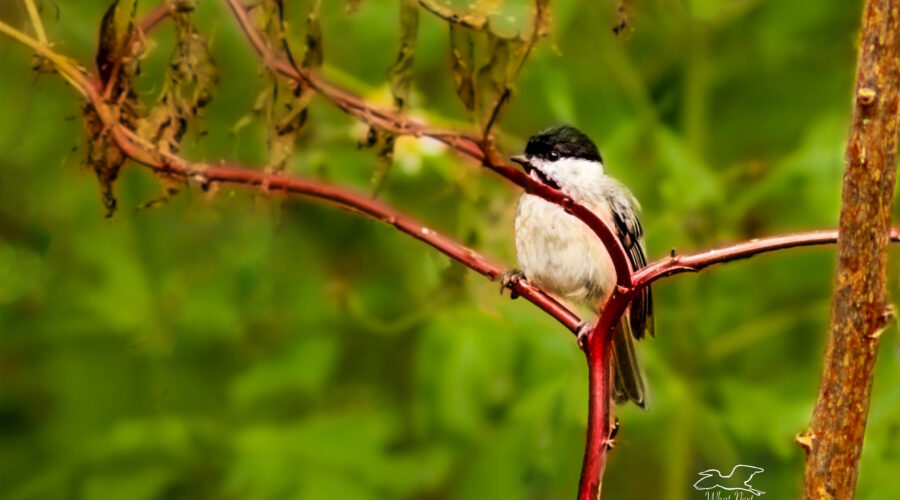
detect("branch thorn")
[868,303,896,339]
[576,321,592,352]
[796,429,815,453]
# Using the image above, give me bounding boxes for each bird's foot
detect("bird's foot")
[498,269,525,299]
[606,417,620,450]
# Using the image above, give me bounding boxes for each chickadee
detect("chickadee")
[510,125,653,407]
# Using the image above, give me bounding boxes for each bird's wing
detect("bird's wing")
[607,187,654,339]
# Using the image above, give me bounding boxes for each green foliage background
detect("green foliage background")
[2,0,900,498]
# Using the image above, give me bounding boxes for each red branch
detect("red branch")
[137,3,175,34]
[576,228,900,499]
[6,6,900,498]
[635,229,900,288]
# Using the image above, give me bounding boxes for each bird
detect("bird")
[508,125,653,407]
[693,465,766,496]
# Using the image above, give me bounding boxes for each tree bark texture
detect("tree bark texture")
[804,1,900,498]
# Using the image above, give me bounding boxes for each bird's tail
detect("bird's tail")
[611,317,646,407]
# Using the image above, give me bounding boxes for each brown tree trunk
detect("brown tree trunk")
[803,1,900,498]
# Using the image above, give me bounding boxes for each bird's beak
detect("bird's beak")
[510,155,531,168]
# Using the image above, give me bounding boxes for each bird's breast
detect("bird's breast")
[515,194,615,307]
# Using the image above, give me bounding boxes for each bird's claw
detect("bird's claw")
[606,419,620,450]
[498,269,525,299]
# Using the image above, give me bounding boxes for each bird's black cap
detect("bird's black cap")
[524,125,603,163]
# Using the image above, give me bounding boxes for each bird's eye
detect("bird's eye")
[548,150,559,161]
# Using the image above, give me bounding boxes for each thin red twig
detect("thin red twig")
[576,228,900,498]
[635,229,900,290]
[137,3,175,34]
[110,124,584,333]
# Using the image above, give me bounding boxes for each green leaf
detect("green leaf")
[449,24,476,111]
[303,0,324,69]
[346,0,366,14]
[389,0,419,110]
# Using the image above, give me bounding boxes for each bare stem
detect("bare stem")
[21,0,47,45]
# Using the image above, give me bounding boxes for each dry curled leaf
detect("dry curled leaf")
[390,0,418,109]
[136,2,217,198]
[88,0,142,216]
[83,107,125,218]
[249,0,321,171]
[433,0,551,129]
[96,0,138,83]
[369,0,419,195]
[419,0,489,31]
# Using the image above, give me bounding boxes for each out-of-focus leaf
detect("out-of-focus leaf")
[367,0,418,195]
[231,88,271,135]
[613,0,633,36]
[476,32,520,116]
[304,0,324,69]
[346,0,366,14]
[419,0,489,31]
[535,0,553,38]
[254,0,321,171]
[229,336,338,409]
[389,0,419,110]
[436,0,550,130]
[365,126,396,196]
[449,25,475,111]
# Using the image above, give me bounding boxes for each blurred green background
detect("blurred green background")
[2,0,900,498]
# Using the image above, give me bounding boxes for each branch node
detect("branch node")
[857,86,877,106]
[498,269,525,299]
[575,321,592,351]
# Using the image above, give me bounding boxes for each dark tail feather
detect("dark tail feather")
[611,318,646,407]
